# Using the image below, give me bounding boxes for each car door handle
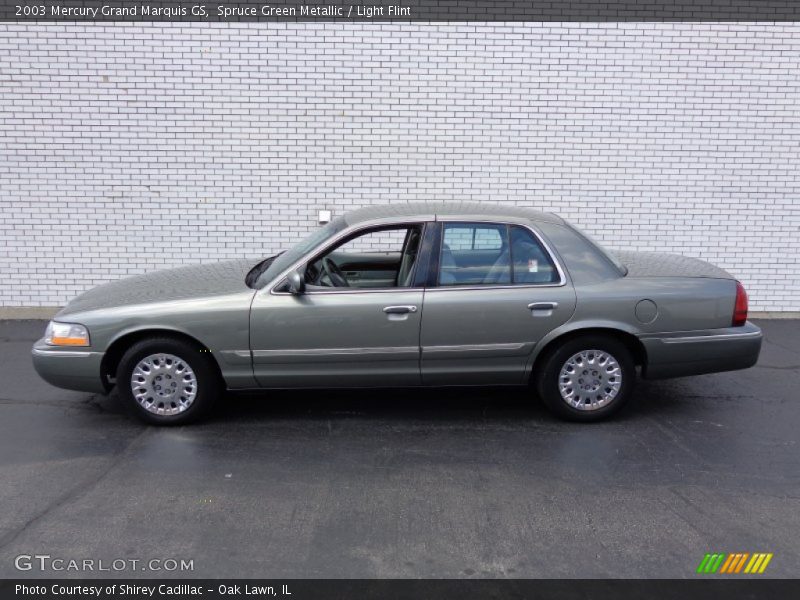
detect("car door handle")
[383,305,418,314]
[528,302,558,316]
[528,302,558,310]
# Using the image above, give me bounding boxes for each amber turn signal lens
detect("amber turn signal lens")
[49,336,90,346]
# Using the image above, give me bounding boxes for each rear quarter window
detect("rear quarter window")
[535,221,624,285]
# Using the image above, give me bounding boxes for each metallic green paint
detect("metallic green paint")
[31,203,762,395]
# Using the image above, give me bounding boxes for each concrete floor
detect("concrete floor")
[0,319,797,578]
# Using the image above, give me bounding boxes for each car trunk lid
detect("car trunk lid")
[614,250,733,279]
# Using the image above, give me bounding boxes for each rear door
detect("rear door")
[420,221,577,385]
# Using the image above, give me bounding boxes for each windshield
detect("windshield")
[253,217,348,289]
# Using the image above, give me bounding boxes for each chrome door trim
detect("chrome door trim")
[422,342,527,353]
[252,346,419,358]
[281,286,426,296]
[424,282,565,293]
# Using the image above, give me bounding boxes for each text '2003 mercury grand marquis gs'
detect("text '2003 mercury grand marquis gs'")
[33,203,762,425]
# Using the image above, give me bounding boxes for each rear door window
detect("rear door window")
[438,223,558,286]
[440,223,510,285]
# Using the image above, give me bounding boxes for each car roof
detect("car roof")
[342,202,564,226]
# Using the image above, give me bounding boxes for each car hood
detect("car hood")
[614,250,733,279]
[57,259,256,317]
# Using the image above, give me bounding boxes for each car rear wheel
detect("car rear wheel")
[117,337,221,425]
[535,335,635,422]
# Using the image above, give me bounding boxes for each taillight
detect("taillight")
[732,280,748,326]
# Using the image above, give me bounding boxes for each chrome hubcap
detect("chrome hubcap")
[131,353,197,416]
[558,349,622,411]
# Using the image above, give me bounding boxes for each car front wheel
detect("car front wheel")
[535,335,635,422]
[117,337,221,425]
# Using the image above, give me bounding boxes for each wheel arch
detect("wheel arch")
[528,323,647,383]
[101,327,223,390]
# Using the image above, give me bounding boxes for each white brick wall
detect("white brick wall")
[1,22,798,311]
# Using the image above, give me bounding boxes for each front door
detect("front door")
[420,221,577,385]
[249,223,426,388]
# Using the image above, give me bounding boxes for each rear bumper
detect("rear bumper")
[31,339,107,393]
[639,321,762,380]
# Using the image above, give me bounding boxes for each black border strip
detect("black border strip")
[3,1,800,22]
[3,579,800,600]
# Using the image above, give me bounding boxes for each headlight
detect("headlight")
[45,321,91,347]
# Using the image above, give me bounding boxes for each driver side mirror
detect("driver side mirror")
[287,270,305,295]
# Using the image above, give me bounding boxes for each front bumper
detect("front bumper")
[32,339,107,393]
[639,321,762,380]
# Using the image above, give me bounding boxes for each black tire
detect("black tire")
[535,335,635,422]
[116,337,221,425]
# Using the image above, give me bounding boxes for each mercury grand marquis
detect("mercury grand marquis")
[32,203,762,424]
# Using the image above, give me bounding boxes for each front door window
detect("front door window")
[304,224,424,290]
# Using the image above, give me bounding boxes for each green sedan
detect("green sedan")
[33,203,762,425]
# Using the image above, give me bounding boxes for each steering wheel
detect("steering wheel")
[322,257,350,287]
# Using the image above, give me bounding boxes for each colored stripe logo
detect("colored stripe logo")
[696,553,773,574]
